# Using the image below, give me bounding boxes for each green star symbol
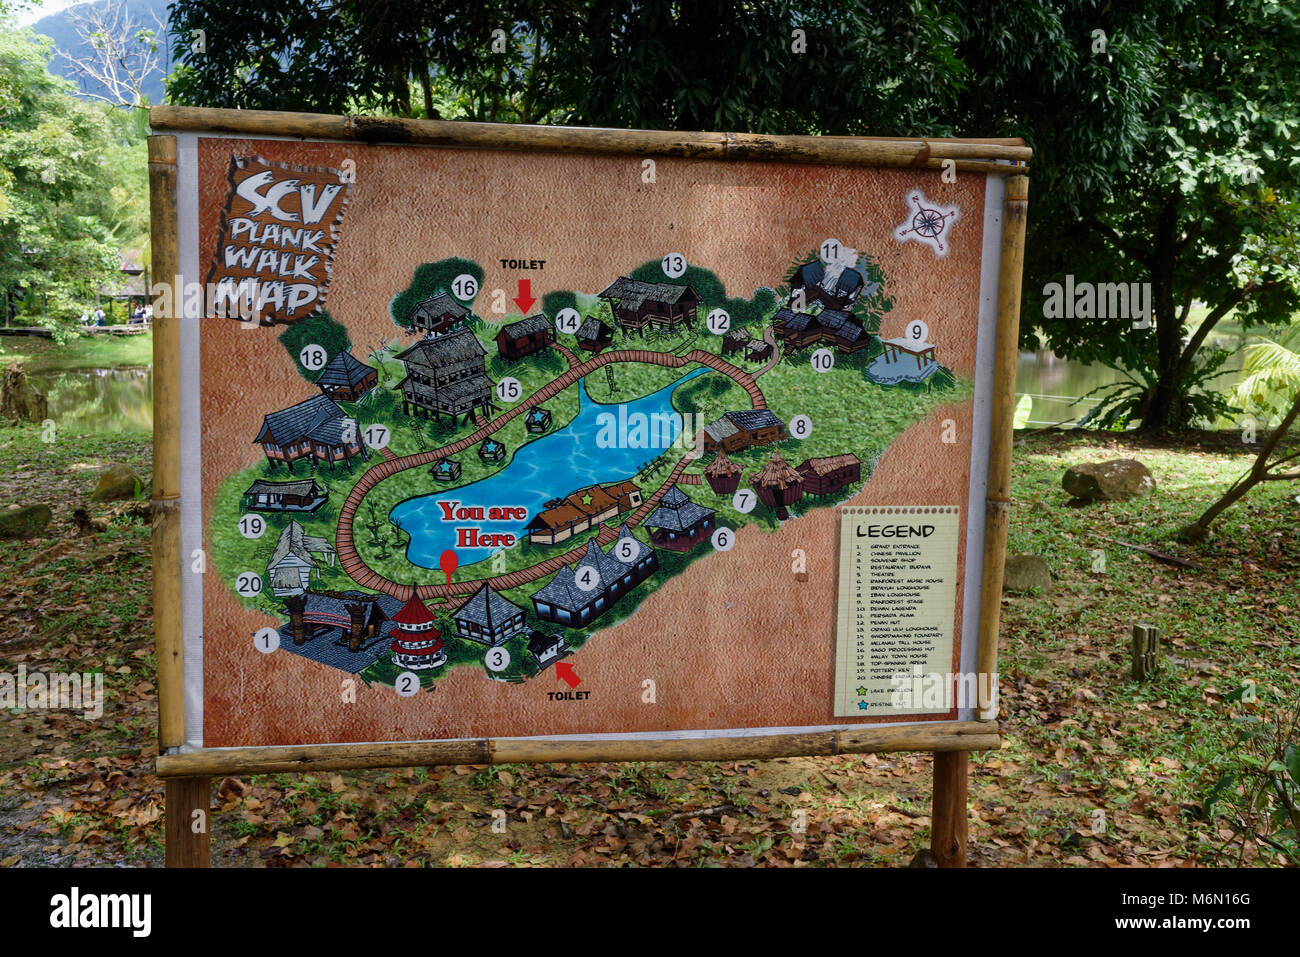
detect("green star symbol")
[856,687,868,697]
[581,493,593,506]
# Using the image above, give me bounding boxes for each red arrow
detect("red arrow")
[555,661,580,688]
[513,278,536,314]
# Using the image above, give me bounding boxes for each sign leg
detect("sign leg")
[930,750,969,867]
[165,776,211,868]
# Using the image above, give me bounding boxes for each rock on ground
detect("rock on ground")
[90,463,142,502]
[0,504,53,539]
[1062,458,1155,501]
[1003,554,1051,593]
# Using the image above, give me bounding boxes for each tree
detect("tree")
[58,0,165,109]
[1009,0,1300,432]
[390,258,484,331]
[165,1,969,134]
[0,25,130,331]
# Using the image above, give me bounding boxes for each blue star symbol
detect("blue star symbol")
[857,700,868,710]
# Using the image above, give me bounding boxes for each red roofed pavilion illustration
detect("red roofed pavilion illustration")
[389,594,448,670]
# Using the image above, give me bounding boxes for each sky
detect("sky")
[16,0,84,27]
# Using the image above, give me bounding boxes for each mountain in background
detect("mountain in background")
[31,0,171,106]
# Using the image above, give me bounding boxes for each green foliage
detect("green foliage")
[389,258,483,330]
[277,309,351,381]
[541,289,576,318]
[1234,324,1300,424]
[0,27,139,329]
[1201,691,1300,866]
[1077,344,1240,431]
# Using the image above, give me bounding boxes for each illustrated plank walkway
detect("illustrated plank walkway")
[335,348,762,600]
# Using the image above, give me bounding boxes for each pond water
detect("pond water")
[28,366,154,433]
[1015,328,1247,428]
[391,367,710,569]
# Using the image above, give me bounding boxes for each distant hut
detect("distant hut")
[430,458,462,482]
[745,339,774,362]
[241,477,328,514]
[575,317,613,354]
[703,451,743,495]
[525,407,552,433]
[750,452,804,520]
[478,437,506,463]
[797,454,862,497]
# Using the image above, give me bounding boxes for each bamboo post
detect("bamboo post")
[150,134,209,867]
[976,173,1031,719]
[1131,623,1160,681]
[931,751,969,867]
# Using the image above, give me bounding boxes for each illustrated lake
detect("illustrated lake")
[391,367,709,569]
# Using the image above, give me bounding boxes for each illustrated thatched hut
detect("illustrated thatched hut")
[703,450,743,495]
[750,452,804,520]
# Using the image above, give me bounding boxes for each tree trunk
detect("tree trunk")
[1137,200,1182,433]
[1181,389,1300,538]
[1,363,48,423]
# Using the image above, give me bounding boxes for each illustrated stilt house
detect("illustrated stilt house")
[751,452,805,520]
[496,314,556,361]
[701,409,787,454]
[797,454,862,497]
[453,584,526,647]
[396,329,496,426]
[642,485,716,551]
[531,525,657,627]
[575,317,613,354]
[389,594,448,670]
[314,350,378,401]
[267,519,337,596]
[771,306,870,354]
[254,394,366,471]
[241,477,328,514]
[407,292,470,337]
[597,277,699,336]
[721,328,751,357]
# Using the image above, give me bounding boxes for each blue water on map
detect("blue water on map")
[391,367,709,570]
[866,353,940,385]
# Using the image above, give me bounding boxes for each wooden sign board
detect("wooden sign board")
[148,107,1028,784]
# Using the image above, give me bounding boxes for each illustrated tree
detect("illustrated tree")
[277,309,351,381]
[389,258,484,332]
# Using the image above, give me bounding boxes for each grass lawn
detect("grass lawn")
[0,330,153,372]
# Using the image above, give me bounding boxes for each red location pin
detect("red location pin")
[439,549,458,587]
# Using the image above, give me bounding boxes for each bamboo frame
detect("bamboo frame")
[149,135,184,751]
[149,105,1030,175]
[150,109,1029,781]
[156,720,999,777]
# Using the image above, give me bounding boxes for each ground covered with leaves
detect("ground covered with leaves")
[0,424,1295,867]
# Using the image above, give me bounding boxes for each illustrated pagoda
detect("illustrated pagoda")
[389,594,448,671]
